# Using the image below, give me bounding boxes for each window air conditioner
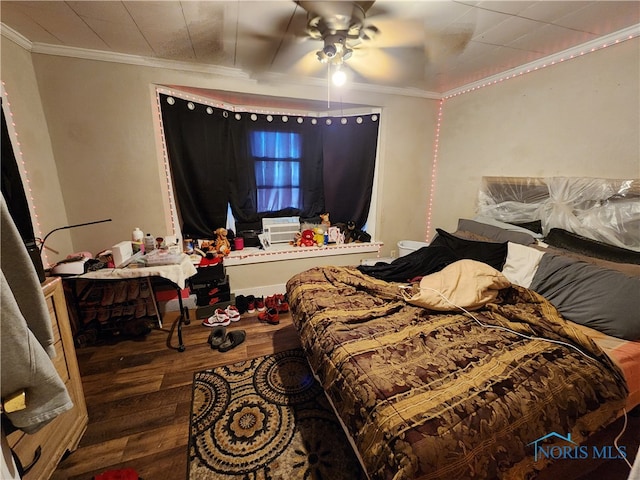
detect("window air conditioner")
[262,217,300,244]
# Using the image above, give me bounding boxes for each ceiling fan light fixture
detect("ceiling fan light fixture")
[331,67,347,87]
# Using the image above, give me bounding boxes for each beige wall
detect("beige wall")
[1,39,73,267]
[22,53,437,269]
[431,38,640,238]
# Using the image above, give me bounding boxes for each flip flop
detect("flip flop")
[218,330,246,352]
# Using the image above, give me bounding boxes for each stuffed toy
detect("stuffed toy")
[320,213,331,229]
[313,227,325,246]
[343,221,371,244]
[299,229,316,247]
[214,227,231,256]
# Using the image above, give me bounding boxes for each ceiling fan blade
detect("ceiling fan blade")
[363,17,425,48]
[347,47,425,85]
[290,50,326,77]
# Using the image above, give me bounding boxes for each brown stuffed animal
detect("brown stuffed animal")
[320,213,331,229]
[214,227,231,256]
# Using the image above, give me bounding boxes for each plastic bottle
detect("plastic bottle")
[144,233,155,253]
[132,227,144,253]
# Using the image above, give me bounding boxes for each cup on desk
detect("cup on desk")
[234,237,244,251]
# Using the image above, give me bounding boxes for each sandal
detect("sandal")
[218,330,246,352]
[202,308,230,327]
[208,326,227,349]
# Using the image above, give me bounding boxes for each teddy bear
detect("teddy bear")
[299,229,316,247]
[214,227,231,256]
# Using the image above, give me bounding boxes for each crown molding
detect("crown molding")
[443,23,640,98]
[2,22,638,101]
[0,23,32,50]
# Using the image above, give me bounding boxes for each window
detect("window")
[251,131,301,212]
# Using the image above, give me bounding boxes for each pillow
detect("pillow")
[501,242,546,288]
[508,220,543,235]
[530,253,640,340]
[544,228,640,265]
[473,215,544,239]
[431,228,508,271]
[405,259,511,311]
[457,218,537,245]
[539,245,640,277]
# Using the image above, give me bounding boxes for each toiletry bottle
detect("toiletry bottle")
[144,233,155,253]
[132,227,144,253]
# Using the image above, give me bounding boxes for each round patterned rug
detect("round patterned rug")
[189,348,366,480]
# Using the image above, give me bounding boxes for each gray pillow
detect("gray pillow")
[530,253,640,340]
[457,219,537,245]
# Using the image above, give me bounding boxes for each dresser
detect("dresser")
[6,277,88,479]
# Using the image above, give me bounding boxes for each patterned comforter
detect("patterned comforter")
[286,266,628,480]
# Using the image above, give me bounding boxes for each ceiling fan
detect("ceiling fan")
[273,1,476,88]
[297,1,378,65]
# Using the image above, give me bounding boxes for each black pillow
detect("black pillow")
[545,228,640,265]
[431,229,508,271]
[509,220,543,235]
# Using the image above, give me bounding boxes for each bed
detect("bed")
[285,206,640,480]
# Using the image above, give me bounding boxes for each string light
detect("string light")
[425,99,444,242]
[1,83,46,264]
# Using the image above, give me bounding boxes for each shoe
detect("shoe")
[208,326,227,349]
[265,295,277,310]
[208,296,221,305]
[202,309,230,327]
[208,287,220,296]
[219,330,246,352]
[258,307,280,325]
[256,296,266,312]
[275,294,289,313]
[246,295,256,314]
[225,305,241,322]
[235,295,247,314]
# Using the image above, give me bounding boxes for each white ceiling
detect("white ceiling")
[1,1,639,96]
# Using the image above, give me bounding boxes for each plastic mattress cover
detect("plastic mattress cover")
[477,177,640,251]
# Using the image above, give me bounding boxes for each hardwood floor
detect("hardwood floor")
[52,309,638,480]
[51,310,301,480]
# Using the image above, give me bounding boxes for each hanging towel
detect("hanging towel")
[1,196,72,433]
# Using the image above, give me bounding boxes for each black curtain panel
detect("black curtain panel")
[160,94,380,237]
[227,114,325,226]
[322,114,379,228]
[160,95,230,238]
[1,104,36,243]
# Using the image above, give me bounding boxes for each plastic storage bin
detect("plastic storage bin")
[397,240,429,257]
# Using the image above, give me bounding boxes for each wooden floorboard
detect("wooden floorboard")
[52,309,301,479]
[52,308,639,479]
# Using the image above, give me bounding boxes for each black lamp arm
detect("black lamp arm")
[39,218,112,254]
